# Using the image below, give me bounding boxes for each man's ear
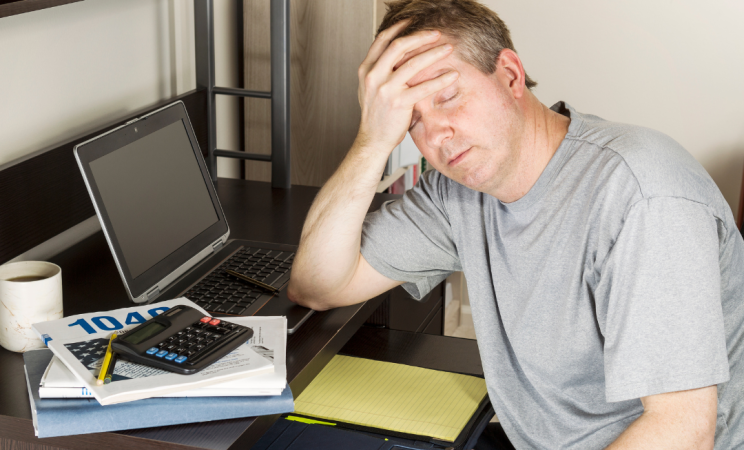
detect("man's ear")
[496,49,526,99]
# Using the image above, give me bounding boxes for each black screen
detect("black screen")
[89,120,219,279]
[122,322,167,345]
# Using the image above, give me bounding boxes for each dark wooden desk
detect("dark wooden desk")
[0,179,402,450]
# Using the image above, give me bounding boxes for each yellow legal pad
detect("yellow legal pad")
[294,355,488,442]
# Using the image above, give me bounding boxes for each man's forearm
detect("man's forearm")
[287,138,389,307]
[287,23,457,310]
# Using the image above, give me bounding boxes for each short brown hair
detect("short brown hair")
[377,0,537,89]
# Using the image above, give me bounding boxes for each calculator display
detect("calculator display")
[121,322,166,345]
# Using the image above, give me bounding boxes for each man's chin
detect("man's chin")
[445,170,490,193]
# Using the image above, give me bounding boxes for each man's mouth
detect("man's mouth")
[448,148,471,166]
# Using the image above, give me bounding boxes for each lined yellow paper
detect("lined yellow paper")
[294,355,487,442]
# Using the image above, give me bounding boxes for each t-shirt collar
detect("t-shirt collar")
[497,101,582,212]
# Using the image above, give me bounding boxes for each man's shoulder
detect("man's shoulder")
[566,104,720,207]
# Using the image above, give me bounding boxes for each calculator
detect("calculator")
[112,305,254,375]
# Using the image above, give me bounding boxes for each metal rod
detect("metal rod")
[213,86,271,99]
[214,149,272,162]
[194,0,217,182]
[237,0,245,180]
[270,0,291,189]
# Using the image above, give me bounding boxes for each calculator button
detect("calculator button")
[146,347,158,355]
[175,356,187,363]
[175,347,185,354]
[209,319,221,326]
[184,350,196,357]
[165,353,178,360]
[156,350,168,358]
[195,344,206,351]
[201,331,212,338]
[200,317,211,323]
[194,336,205,343]
[166,344,178,351]
[206,338,216,344]
[184,327,193,332]
[185,333,195,339]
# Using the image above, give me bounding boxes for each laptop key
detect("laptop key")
[228,306,247,315]
[263,272,283,286]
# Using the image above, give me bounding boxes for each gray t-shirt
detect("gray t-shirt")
[361,102,744,449]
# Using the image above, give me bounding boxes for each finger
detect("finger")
[361,20,411,70]
[400,70,460,106]
[374,30,443,75]
[390,43,453,87]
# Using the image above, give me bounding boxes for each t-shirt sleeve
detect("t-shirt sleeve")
[597,196,730,402]
[361,170,461,300]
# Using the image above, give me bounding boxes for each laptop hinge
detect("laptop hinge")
[146,286,160,301]
[212,240,223,253]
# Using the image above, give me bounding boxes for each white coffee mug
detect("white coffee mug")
[0,261,63,352]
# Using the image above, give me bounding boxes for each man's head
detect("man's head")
[377,0,537,90]
[374,0,565,201]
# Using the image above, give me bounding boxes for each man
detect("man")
[287,0,744,448]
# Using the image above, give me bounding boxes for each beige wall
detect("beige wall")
[0,0,195,168]
[484,0,744,216]
[0,0,241,261]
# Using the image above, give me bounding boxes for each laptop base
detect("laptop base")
[159,239,313,334]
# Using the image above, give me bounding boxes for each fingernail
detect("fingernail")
[443,44,453,51]
[430,30,440,36]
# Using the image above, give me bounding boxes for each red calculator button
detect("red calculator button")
[200,317,211,323]
[209,319,221,326]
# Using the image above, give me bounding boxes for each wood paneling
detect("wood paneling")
[243,0,374,187]
[0,437,64,450]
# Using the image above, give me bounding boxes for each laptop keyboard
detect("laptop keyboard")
[183,247,294,316]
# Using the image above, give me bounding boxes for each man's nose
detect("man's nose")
[424,114,453,149]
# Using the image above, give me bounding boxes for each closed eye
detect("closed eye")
[439,92,458,104]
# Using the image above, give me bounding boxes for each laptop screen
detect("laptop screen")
[75,101,229,302]
[89,120,218,278]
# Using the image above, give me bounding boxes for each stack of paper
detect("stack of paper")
[25,298,294,437]
[294,355,488,442]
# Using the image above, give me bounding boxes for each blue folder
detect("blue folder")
[23,348,294,438]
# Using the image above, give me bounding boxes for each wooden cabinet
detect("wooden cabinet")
[242,0,381,187]
[365,283,445,336]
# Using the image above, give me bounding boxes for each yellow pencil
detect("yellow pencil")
[97,333,117,386]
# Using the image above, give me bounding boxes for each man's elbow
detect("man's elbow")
[286,279,333,311]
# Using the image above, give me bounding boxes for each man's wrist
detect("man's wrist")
[349,135,397,169]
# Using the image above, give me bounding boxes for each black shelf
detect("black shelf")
[0,0,82,19]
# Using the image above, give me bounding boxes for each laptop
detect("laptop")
[74,100,313,333]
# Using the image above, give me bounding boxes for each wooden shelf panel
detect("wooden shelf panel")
[0,0,83,19]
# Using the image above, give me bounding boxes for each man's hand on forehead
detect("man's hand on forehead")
[356,20,459,154]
